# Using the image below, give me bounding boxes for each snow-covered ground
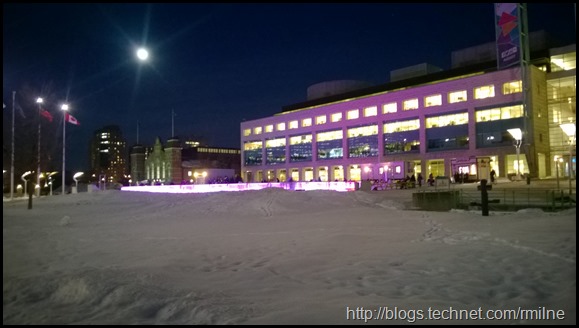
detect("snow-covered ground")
[3,187,576,324]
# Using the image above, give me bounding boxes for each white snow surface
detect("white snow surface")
[3,188,576,325]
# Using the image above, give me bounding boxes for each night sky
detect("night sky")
[3,3,576,172]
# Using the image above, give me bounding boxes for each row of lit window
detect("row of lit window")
[244,81,522,137]
[197,147,241,154]
[243,104,524,151]
[99,141,125,145]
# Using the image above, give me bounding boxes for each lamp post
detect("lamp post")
[36,97,43,196]
[73,172,84,193]
[507,128,523,181]
[47,171,58,196]
[21,171,32,196]
[555,157,563,190]
[61,104,69,195]
[559,123,576,194]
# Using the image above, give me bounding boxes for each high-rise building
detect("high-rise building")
[240,32,575,183]
[89,125,127,184]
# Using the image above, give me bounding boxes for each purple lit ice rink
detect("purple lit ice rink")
[121,181,358,193]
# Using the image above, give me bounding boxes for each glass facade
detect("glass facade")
[317,130,343,160]
[289,135,312,162]
[347,125,378,158]
[244,141,262,166]
[384,130,420,154]
[265,138,286,165]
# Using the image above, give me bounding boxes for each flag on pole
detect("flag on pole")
[40,108,53,122]
[65,112,80,125]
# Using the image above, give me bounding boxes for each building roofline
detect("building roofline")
[280,48,554,113]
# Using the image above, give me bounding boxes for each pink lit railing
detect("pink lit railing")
[121,181,358,193]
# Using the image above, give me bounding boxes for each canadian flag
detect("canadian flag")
[65,112,80,125]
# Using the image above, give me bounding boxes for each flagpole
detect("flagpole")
[62,107,67,196]
[171,108,174,138]
[36,98,43,197]
[10,91,15,200]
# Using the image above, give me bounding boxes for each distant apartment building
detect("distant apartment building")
[89,125,127,183]
[240,33,575,183]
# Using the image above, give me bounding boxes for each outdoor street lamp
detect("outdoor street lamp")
[555,157,564,190]
[507,128,523,181]
[47,171,58,196]
[73,172,84,193]
[61,103,69,196]
[21,171,32,196]
[35,97,43,196]
[559,123,576,194]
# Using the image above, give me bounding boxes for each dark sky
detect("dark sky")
[3,3,576,172]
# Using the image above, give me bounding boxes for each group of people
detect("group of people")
[398,172,435,188]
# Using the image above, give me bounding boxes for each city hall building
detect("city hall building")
[240,33,575,184]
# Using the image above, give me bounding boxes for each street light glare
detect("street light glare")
[507,128,523,141]
[137,48,149,61]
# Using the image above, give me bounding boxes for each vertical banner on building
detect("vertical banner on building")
[495,3,521,69]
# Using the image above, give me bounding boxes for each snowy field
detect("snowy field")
[3,188,576,325]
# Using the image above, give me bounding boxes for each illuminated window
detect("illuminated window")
[382,102,397,114]
[331,112,342,122]
[265,125,274,133]
[347,125,378,137]
[243,141,262,151]
[302,118,312,127]
[550,53,577,72]
[426,112,469,128]
[475,105,523,122]
[502,81,522,95]
[316,130,343,142]
[474,85,495,99]
[289,120,298,129]
[265,138,286,148]
[244,141,263,166]
[290,134,313,145]
[403,99,419,111]
[363,106,377,117]
[277,122,286,131]
[383,119,420,133]
[424,94,442,107]
[448,90,467,103]
[347,109,359,120]
[316,115,327,125]
[289,134,312,162]
[254,127,262,135]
